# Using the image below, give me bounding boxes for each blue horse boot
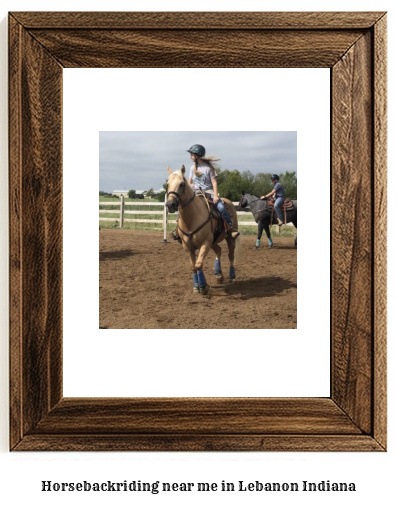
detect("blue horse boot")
[197,270,210,295]
[192,272,199,292]
[214,258,223,283]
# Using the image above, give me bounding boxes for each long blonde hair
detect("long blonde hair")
[194,155,221,177]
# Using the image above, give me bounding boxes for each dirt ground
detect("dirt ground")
[99,230,297,329]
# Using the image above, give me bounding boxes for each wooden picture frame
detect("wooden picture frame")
[9,11,387,451]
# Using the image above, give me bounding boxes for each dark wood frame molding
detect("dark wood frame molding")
[9,11,387,451]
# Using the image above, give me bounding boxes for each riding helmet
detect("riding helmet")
[187,144,206,157]
[271,174,279,181]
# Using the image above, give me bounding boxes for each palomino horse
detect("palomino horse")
[166,165,241,294]
[238,192,297,249]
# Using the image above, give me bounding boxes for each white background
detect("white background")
[0,1,395,507]
[63,68,330,398]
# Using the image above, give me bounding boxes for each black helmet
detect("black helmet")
[187,144,206,157]
[271,174,279,181]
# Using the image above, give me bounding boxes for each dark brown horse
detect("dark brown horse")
[238,192,297,249]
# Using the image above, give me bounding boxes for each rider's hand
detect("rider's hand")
[213,196,219,204]
[260,196,265,199]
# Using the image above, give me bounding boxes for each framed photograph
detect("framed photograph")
[9,11,387,451]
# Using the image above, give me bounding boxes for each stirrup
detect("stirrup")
[229,229,240,239]
[170,230,182,243]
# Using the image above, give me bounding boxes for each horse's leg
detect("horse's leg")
[256,220,272,249]
[264,220,273,248]
[225,236,236,281]
[195,242,212,294]
[211,243,224,283]
[182,242,200,292]
[254,222,264,250]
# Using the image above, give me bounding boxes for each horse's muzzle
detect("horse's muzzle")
[166,200,178,213]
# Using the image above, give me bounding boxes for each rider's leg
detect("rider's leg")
[274,197,285,225]
[215,200,240,238]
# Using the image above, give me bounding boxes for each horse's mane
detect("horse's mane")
[243,192,261,199]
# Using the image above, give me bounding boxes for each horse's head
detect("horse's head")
[166,165,186,213]
[238,192,266,211]
[237,191,248,211]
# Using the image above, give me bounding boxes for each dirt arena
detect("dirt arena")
[99,230,297,329]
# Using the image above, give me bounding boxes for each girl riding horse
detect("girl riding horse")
[171,144,239,242]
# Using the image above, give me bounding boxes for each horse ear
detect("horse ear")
[180,165,185,176]
[167,166,173,175]
[242,190,245,195]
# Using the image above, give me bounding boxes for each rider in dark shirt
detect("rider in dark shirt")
[261,174,285,225]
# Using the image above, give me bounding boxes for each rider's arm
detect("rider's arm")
[261,188,276,199]
[211,176,219,203]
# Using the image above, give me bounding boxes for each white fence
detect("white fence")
[99,196,292,239]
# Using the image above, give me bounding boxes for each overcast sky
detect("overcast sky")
[99,131,297,193]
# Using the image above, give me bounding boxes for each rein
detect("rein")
[167,190,196,210]
[180,193,195,209]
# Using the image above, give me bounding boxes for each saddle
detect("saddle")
[267,198,294,211]
[268,198,294,225]
[199,192,229,242]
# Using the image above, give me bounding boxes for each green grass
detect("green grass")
[99,219,296,237]
[99,220,165,231]
[99,213,163,219]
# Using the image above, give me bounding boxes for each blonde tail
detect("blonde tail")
[234,235,242,263]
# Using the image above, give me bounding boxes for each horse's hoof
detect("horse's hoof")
[216,275,224,283]
[199,284,210,295]
[193,287,199,293]
[229,278,237,283]
[253,246,259,250]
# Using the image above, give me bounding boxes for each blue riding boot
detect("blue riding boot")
[215,200,240,238]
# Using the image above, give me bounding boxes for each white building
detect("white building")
[111,188,164,198]
[111,190,130,198]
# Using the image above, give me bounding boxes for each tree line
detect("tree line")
[158,169,297,202]
[216,169,297,202]
[101,169,297,203]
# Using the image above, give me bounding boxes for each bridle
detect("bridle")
[239,194,269,215]
[167,180,195,209]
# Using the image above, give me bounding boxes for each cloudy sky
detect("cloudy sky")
[99,131,297,193]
